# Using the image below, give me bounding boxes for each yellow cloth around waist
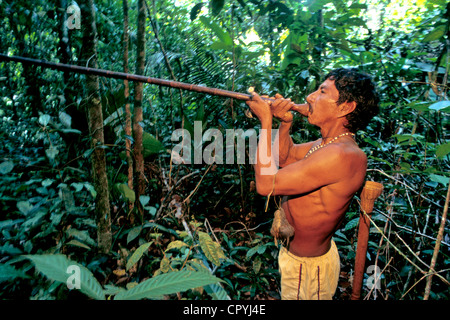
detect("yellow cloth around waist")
[278,240,340,300]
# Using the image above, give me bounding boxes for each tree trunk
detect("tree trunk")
[123,0,134,213]
[80,0,112,253]
[133,0,147,221]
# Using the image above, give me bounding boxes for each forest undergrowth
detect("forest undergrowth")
[0,0,449,300]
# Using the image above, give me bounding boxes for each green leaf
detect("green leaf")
[198,231,225,267]
[71,182,84,192]
[246,245,259,259]
[116,183,135,202]
[204,283,231,300]
[60,128,82,134]
[59,112,72,128]
[66,240,91,250]
[344,217,360,231]
[436,142,450,158]
[0,161,14,174]
[143,131,164,157]
[25,254,105,300]
[0,244,22,255]
[126,242,151,271]
[139,195,150,207]
[127,226,143,244]
[114,270,222,300]
[429,100,450,112]
[199,16,232,45]
[407,101,431,112]
[429,174,449,186]
[0,264,29,283]
[423,24,446,42]
[165,240,189,252]
[45,146,59,161]
[190,3,204,21]
[84,183,97,198]
[66,228,96,247]
[39,114,51,126]
[142,222,179,236]
[17,200,33,215]
[210,0,225,16]
[209,41,233,51]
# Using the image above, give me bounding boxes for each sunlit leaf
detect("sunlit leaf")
[429,100,450,112]
[199,16,232,45]
[198,231,225,267]
[165,240,189,252]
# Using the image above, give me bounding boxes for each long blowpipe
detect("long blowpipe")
[0,54,308,115]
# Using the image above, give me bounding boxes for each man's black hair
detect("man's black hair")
[325,68,380,133]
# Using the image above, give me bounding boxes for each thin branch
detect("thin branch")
[368,168,443,208]
[374,208,450,247]
[423,179,450,299]
[183,165,212,204]
[365,212,450,287]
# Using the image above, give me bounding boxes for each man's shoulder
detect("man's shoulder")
[324,141,367,166]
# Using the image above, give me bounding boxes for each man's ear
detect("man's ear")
[338,101,357,117]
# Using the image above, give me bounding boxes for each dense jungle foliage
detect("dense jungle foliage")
[0,0,449,300]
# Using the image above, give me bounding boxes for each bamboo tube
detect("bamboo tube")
[0,54,308,115]
[351,181,383,300]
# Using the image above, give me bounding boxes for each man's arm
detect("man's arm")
[275,120,317,167]
[258,143,363,197]
[270,95,315,167]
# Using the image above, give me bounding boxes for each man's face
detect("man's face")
[305,79,340,127]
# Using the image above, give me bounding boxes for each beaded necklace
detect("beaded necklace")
[304,132,355,158]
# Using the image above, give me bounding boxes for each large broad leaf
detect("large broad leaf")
[429,100,450,112]
[204,283,231,300]
[436,142,450,159]
[143,131,164,157]
[116,183,135,202]
[210,0,225,16]
[199,16,232,46]
[190,3,204,21]
[25,254,105,300]
[114,270,223,300]
[423,24,446,42]
[198,231,225,267]
[429,174,449,186]
[279,31,307,70]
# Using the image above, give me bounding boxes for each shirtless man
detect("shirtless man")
[246,68,379,300]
